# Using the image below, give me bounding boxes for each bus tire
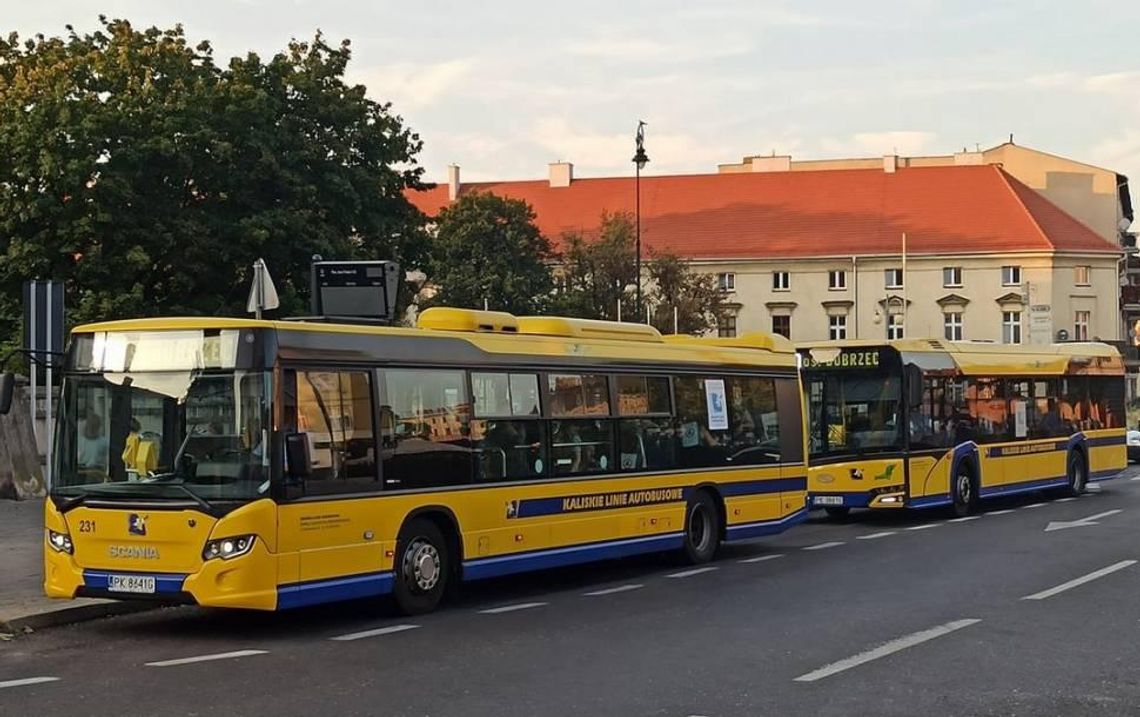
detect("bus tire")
[682,491,721,564]
[1066,451,1087,497]
[950,463,976,518]
[824,506,850,520]
[392,518,450,616]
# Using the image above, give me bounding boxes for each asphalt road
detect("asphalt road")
[4,469,1140,717]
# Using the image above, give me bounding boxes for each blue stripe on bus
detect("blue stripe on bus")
[83,570,187,594]
[1086,435,1126,448]
[979,475,1068,498]
[909,494,952,509]
[1090,469,1123,482]
[514,478,805,519]
[277,571,395,610]
[725,507,809,540]
[720,477,807,496]
[463,532,685,581]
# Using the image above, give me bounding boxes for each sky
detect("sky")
[8,1,1140,191]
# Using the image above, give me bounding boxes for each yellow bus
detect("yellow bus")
[798,340,1127,518]
[9,309,807,614]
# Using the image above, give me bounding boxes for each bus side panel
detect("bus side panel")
[976,446,1005,492]
[1087,428,1127,480]
[909,454,947,500]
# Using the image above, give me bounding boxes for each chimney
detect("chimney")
[549,161,573,188]
[953,151,984,166]
[883,154,898,173]
[447,164,460,201]
[750,155,792,173]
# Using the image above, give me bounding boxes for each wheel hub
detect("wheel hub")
[957,474,971,503]
[405,540,441,592]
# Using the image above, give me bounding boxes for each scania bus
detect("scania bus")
[798,340,1126,518]
[0,308,807,615]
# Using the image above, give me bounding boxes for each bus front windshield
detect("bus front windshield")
[807,372,902,458]
[54,370,272,505]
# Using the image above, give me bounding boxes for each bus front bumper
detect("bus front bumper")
[809,490,908,510]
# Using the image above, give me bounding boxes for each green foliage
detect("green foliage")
[425,192,553,314]
[551,211,639,321]
[0,17,427,359]
[645,251,729,335]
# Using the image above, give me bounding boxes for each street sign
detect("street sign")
[246,258,280,319]
[310,260,401,322]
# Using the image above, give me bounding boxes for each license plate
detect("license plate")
[107,575,156,594]
[813,496,844,506]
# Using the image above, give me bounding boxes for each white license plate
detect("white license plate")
[813,496,844,506]
[107,575,156,594]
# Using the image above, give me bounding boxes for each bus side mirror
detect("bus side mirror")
[285,432,313,480]
[905,364,924,409]
[0,373,14,416]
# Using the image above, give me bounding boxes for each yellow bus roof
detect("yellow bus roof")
[72,310,797,370]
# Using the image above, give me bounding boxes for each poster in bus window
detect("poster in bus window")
[1013,400,1028,438]
[705,379,729,431]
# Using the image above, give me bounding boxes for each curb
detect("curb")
[1,601,161,633]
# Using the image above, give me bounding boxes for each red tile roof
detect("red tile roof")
[407,164,1119,259]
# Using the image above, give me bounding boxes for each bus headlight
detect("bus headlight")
[203,535,256,561]
[47,530,73,554]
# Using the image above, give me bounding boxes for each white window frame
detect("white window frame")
[886,313,904,340]
[1001,265,1022,287]
[942,266,962,288]
[1074,310,1090,341]
[717,272,736,292]
[1074,265,1091,287]
[943,312,963,341]
[772,271,790,291]
[1002,311,1022,344]
[828,270,847,290]
[885,268,904,289]
[828,314,847,340]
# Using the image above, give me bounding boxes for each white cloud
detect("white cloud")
[358,59,474,110]
[528,117,730,175]
[818,131,938,157]
[1090,131,1140,178]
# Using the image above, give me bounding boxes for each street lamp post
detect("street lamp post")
[632,121,649,321]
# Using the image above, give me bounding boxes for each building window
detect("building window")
[943,267,962,287]
[1074,265,1091,286]
[718,314,737,338]
[1074,310,1090,341]
[944,312,963,341]
[1002,311,1022,344]
[828,270,846,290]
[717,272,736,292]
[886,313,904,340]
[772,315,790,338]
[772,271,790,291]
[828,314,847,340]
[885,268,903,289]
[1002,265,1021,287]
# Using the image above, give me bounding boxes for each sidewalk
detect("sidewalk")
[0,499,146,632]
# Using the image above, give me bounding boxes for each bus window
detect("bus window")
[964,378,1010,443]
[296,371,378,494]
[546,373,613,475]
[674,376,729,468]
[381,369,473,489]
[724,376,780,465]
[470,372,545,480]
[617,375,675,471]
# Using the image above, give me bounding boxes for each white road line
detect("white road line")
[0,677,60,690]
[330,624,420,642]
[906,523,940,531]
[478,602,547,614]
[987,509,1016,516]
[146,650,268,667]
[1023,503,1047,509]
[948,516,979,523]
[667,567,718,578]
[1130,476,1140,482]
[1022,560,1138,601]
[1057,497,1077,502]
[583,584,643,596]
[803,541,845,551]
[856,531,896,540]
[1086,483,1103,493]
[739,553,785,563]
[793,619,982,683]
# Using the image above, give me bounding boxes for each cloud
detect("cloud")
[1090,131,1140,179]
[818,131,938,157]
[564,35,750,62]
[359,59,474,110]
[528,117,730,175]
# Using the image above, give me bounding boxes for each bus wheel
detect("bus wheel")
[392,518,449,615]
[1066,452,1087,497]
[682,491,721,564]
[824,507,850,520]
[951,465,976,518]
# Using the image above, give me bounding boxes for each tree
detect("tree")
[645,251,729,335]
[424,193,553,314]
[0,18,427,359]
[551,211,639,321]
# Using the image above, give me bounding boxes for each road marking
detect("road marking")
[667,567,718,578]
[478,602,548,614]
[739,553,785,564]
[906,523,940,531]
[330,624,420,642]
[1022,560,1137,601]
[856,531,896,540]
[987,509,1015,516]
[1023,503,1047,509]
[583,584,643,596]
[1130,476,1140,482]
[793,619,982,682]
[1056,497,1077,502]
[1086,483,1103,493]
[803,541,845,551]
[146,650,268,667]
[948,516,979,523]
[0,677,60,689]
[1045,509,1123,532]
